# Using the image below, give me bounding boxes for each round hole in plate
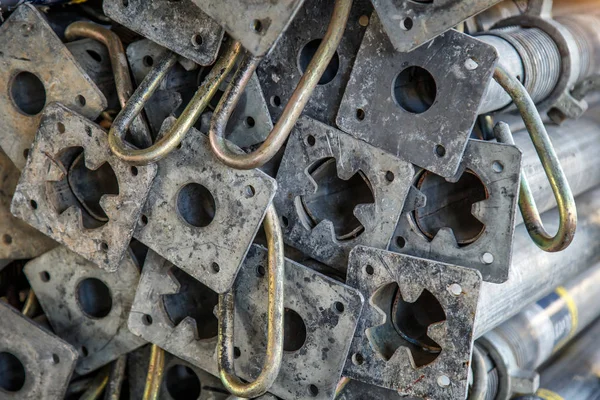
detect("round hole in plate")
[177,183,216,228]
[211,262,220,273]
[333,301,345,313]
[2,234,12,245]
[0,352,26,392]
[306,135,316,146]
[76,95,86,107]
[191,34,203,48]
[140,215,149,226]
[393,66,436,114]
[40,271,50,282]
[52,354,60,364]
[143,55,154,67]
[492,161,504,173]
[165,365,201,400]
[395,236,406,249]
[308,384,319,397]
[23,148,29,160]
[245,116,255,128]
[481,252,494,265]
[401,17,413,31]
[385,171,394,182]
[130,166,138,176]
[352,353,364,365]
[270,95,281,107]
[281,215,289,228]
[76,278,113,319]
[365,265,374,275]
[57,122,66,134]
[30,199,38,210]
[244,185,255,198]
[253,19,263,33]
[10,71,46,115]
[257,265,266,277]
[86,50,102,63]
[233,347,241,359]
[142,314,153,326]
[434,144,446,157]
[356,108,365,121]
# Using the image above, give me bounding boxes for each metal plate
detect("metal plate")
[0,147,57,262]
[0,301,78,399]
[390,140,522,283]
[103,0,224,66]
[129,246,364,400]
[343,246,482,400]
[0,4,107,170]
[336,379,407,400]
[23,246,145,374]
[370,0,503,52]
[127,39,273,149]
[273,116,414,271]
[256,0,372,126]
[128,345,229,400]
[192,0,305,57]
[336,15,498,178]
[11,103,157,271]
[133,120,276,294]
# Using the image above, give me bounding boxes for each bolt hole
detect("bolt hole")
[333,301,345,313]
[365,265,374,275]
[40,271,50,282]
[434,145,446,157]
[281,215,289,228]
[298,39,339,85]
[211,262,220,273]
[100,242,109,252]
[122,0,128,6]
[142,314,153,326]
[10,71,46,115]
[244,185,255,198]
[253,19,263,33]
[76,95,86,107]
[233,347,241,359]
[492,161,504,173]
[0,352,26,392]
[2,234,12,245]
[81,346,89,357]
[270,95,281,107]
[23,148,29,160]
[401,17,413,31]
[52,354,60,364]
[284,308,307,352]
[358,15,369,27]
[257,265,266,277]
[306,135,316,146]
[86,50,102,63]
[245,116,255,128]
[130,166,138,176]
[29,199,38,209]
[140,214,149,225]
[165,364,202,400]
[352,353,364,365]
[308,384,319,397]
[395,236,406,249]
[385,171,395,182]
[176,183,216,228]
[143,55,154,67]
[57,122,66,134]
[356,108,365,120]
[191,34,203,48]
[76,278,113,319]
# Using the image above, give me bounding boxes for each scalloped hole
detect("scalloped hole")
[165,365,201,400]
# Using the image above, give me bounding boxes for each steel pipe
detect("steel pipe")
[475,262,600,399]
[142,344,165,400]
[474,185,600,338]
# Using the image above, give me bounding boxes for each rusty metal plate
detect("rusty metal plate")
[371,0,503,52]
[273,116,414,271]
[343,246,482,400]
[129,246,364,400]
[128,345,230,400]
[0,301,78,399]
[133,120,276,294]
[256,0,372,126]
[103,0,224,66]
[336,15,498,178]
[192,0,306,57]
[390,140,522,283]
[23,246,146,375]
[11,103,157,271]
[0,148,57,262]
[0,4,107,171]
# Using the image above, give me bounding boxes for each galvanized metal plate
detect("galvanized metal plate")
[11,103,157,271]
[127,40,273,149]
[128,345,229,400]
[370,0,503,52]
[23,246,146,375]
[103,0,224,66]
[192,0,306,57]
[133,121,276,294]
[336,16,498,178]
[0,4,107,170]
[129,246,364,400]
[390,140,522,283]
[343,246,482,399]
[336,379,406,400]
[0,148,57,262]
[0,301,78,399]
[273,116,414,271]
[256,0,372,126]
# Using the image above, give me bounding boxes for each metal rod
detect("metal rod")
[104,355,127,400]
[64,21,152,149]
[108,41,242,165]
[493,67,577,252]
[21,289,37,318]
[474,185,600,338]
[476,262,600,399]
[208,0,353,169]
[217,204,285,398]
[142,344,165,400]
[79,366,110,400]
[511,115,600,226]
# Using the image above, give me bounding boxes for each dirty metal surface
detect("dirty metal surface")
[370,0,504,52]
[256,0,372,126]
[192,0,306,57]
[128,345,230,400]
[0,4,107,170]
[0,301,78,399]
[103,0,224,66]
[273,116,414,271]
[336,15,498,178]
[336,379,406,400]
[133,120,276,294]
[390,140,522,283]
[0,147,57,262]
[343,246,482,400]
[127,39,273,149]
[23,246,146,374]
[67,38,120,111]
[129,246,364,400]
[11,103,157,271]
